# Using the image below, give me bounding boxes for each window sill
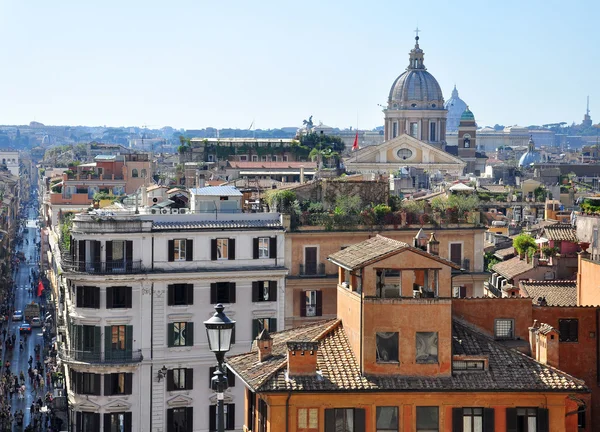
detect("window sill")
[376,361,400,365]
[168,390,190,396]
[415,360,439,365]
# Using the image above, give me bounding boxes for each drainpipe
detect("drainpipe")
[285,390,292,432]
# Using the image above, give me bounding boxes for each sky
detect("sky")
[0,0,598,131]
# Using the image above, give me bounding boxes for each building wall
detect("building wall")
[578,256,600,306]
[255,391,584,432]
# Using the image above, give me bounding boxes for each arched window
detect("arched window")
[141,169,147,178]
[132,169,139,178]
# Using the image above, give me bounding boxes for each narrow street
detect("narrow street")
[0,191,61,431]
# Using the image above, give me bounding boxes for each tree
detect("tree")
[513,233,537,257]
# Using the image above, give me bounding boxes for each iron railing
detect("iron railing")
[61,259,144,275]
[299,262,326,277]
[58,348,143,364]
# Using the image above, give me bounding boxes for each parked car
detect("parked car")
[30,317,41,328]
[12,311,23,321]
[19,323,31,334]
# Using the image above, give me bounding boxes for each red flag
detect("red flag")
[37,280,44,297]
[352,131,359,151]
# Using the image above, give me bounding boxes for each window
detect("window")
[76,286,100,308]
[252,281,277,302]
[558,319,578,342]
[452,360,485,371]
[416,407,438,432]
[324,408,365,432]
[416,332,438,364]
[272,155,278,162]
[452,407,494,432]
[169,322,194,347]
[239,155,248,161]
[168,284,194,306]
[298,408,318,431]
[167,368,193,391]
[217,238,229,259]
[506,408,549,432]
[258,399,268,432]
[376,332,399,362]
[131,169,138,178]
[283,155,289,162]
[174,239,187,261]
[104,373,133,396]
[209,404,235,431]
[453,286,467,298]
[252,318,277,339]
[304,246,318,275]
[410,122,418,138]
[430,122,436,142]
[210,282,236,304]
[103,412,132,432]
[578,406,586,429]
[167,407,193,432]
[258,237,269,258]
[252,155,258,162]
[76,412,100,432]
[376,407,398,432]
[376,269,401,298]
[393,122,398,138]
[106,240,133,271]
[301,290,322,317]
[396,148,413,160]
[104,325,132,361]
[254,237,277,259]
[494,319,514,340]
[71,371,101,395]
[247,389,256,431]
[141,169,147,178]
[106,286,132,308]
[462,408,483,432]
[208,366,235,388]
[450,243,462,267]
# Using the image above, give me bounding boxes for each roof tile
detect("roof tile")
[520,280,577,306]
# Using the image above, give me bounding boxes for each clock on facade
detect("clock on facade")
[396,148,413,160]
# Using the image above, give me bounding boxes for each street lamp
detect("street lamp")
[204,304,236,432]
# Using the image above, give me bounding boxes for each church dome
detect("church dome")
[460,107,475,121]
[388,37,445,110]
[518,137,541,167]
[444,85,468,132]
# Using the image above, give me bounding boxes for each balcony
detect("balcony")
[61,259,144,275]
[299,263,326,277]
[58,348,143,365]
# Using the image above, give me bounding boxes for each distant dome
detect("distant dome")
[444,86,468,132]
[460,107,475,121]
[518,137,541,167]
[388,37,445,110]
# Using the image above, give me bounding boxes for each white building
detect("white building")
[0,150,19,176]
[51,200,286,431]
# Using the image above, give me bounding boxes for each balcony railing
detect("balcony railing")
[61,259,144,275]
[58,348,143,364]
[299,262,326,277]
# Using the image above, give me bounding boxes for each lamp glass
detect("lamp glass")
[204,304,236,354]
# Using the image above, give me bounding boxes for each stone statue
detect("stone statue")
[302,116,314,130]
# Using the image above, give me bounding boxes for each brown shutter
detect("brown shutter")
[452,408,463,432]
[506,408,517,432]
[167,285,174,306]
[186,284,194,305]
[324,409,335,432]
[253,238,259,259]
[354,408,365,432]
[210,284,217,304]
[186,239,193,261]
[105,241,113,262]
[185,368,194,390]
[228,238,236,260]
[106,287,114,309]
[316,290,323,316]
[211,239,217,261]
[252,282,259,302]
[300,291,306,317]
[228,283,236,303]
[269,237,277,258]
[104,374,112,396]
[166,369,174,391]
[537,408,549,432]
[126,287,132,308]
[186,322,194,346]
[94,374,101,395]
[168,240,174,262]
[269,281,277,301]
[124,373,133,394]
[483,408,495,432]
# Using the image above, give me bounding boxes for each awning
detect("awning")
[535,237,549,244]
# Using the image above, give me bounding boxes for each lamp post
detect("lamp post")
[204,304,236,432]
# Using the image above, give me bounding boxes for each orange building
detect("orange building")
[285,225,487,328]
[229,235,588,432]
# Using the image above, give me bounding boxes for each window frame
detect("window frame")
[172,322,189,347]
[558,318,579,342]
[214,282,233,304]
[415,332,439,364]
[305,290,318,317]
[109,286,132,309]
[416,406,439,432]
[376,406,398,432]
[461,407,483,432]
[494,318,515,340]
[169,284,193,306]
[81,372,100,395]
[258,237,270,259]
[111,325,127,352]
[172,368,187,391]
[217,238,229,260]
[173,239,187,261]
[376,332,399,363]
[297,407,319,431]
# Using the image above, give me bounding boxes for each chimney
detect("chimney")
[141,185,147,207]
[300,166,305,184]
[196,172,205,189]
[287,341,319,376]
[256,329,273,362]
[427,232,439,256]
[536,323,560,368]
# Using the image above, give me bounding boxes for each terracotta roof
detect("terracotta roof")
[537,323,557,335]
[520,280,577,306]
[229,161,317,169]
[491,256,535,280]
[480,185,508,194]
[494,247,516,260]
[227,319,587,393]
[541,223,578,243]
[327,234,461,271]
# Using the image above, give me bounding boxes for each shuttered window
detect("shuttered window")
[168,284,194,306]
[506,408,548,432]
[558,319,578,342]
[252,281,277,302]
[209,404,235,431]
[324,408,365,432]
[167,407,193,432]
[103,412,132,432]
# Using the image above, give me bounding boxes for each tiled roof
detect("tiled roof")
[227,319,586,393]
[537,323,557,335]
[520,280,577,306]
[491,256,534,280]
[189,186,242,196]
[328,235,410,269]
[151,219,283,231]
[480,185,508,194]
[229,161,317,169]
[541,223,578,243]
[494,247,516,260]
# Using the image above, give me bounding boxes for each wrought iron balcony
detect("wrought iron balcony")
[58,348,143,364]
[61,259,144,275]
[299,262,326,277]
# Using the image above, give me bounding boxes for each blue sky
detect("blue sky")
[0,0,597,130]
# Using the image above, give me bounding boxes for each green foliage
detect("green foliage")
[484,252,500,272]
[541,246,559,258]
[306,201,324,213]
[401,200,425,214]
[60,214,74,251]
[93,192,115,201]
[533,186,547,202]
[513,233,537,256]
[447,194,480,214]
[372,204,391,220]
[264,189,297,212]
[581,198,600,214]
[334,194,361,216]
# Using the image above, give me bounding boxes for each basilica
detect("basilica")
[345,35,486,178]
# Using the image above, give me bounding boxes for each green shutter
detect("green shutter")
[186,322,194,346]
[270,318,277,332]
[104,326,112,361]
[168,323,175,347]
[125,325,133,359]
[252,320,259,339]
[93,327,101,359]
